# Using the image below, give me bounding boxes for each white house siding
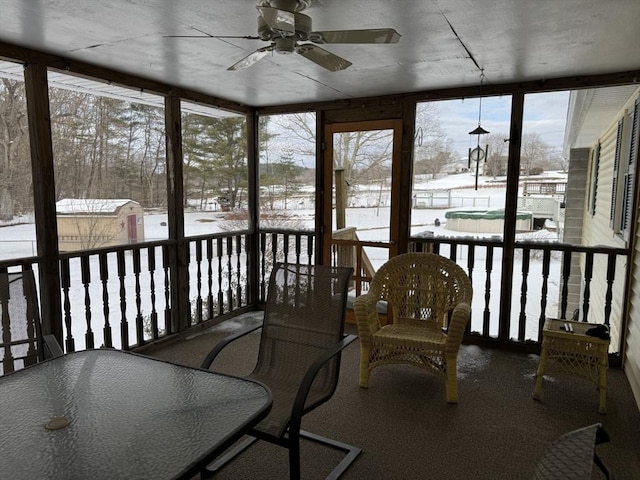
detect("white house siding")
[579,90,640,409]
[627,94,640,410]
[629,234,640,410]
[580,110,627,351]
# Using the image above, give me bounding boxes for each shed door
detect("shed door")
[127,214,137,243]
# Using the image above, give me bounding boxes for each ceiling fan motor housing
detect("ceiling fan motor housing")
[263,0,311,12]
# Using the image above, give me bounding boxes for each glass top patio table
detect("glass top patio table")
[0,349,271,480]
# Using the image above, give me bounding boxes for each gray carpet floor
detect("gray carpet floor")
[146,313,640,480]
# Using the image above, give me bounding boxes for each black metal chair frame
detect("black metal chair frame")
[532,423,614,480]
[1,267,48,371]
[200,263,361,480]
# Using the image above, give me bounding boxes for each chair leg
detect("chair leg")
[359,346,371,388]
[289,429,301,480]
[445,356,459,403]
[201,436,258,476]
[299,430,362,480]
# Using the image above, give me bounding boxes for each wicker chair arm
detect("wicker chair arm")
[445,302,472,353]
[353,293,382,336]
[288,334,357,434]
[200,323,263,369]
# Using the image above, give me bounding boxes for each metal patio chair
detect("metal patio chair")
[201,262,361,480]
[354,252,473,403]
[0,267,47,374]
[531,423,614,479]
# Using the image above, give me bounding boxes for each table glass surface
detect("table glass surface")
[0,349,271,480]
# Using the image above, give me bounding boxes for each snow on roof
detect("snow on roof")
[56,199,138,214]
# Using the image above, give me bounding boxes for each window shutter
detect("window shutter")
[589,143,601,215]
[621,98,640,241]
[610,119,624,228]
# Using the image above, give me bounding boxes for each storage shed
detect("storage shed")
[56,199,144,252]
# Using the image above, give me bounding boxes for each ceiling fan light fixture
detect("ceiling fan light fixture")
[274,37,296,54]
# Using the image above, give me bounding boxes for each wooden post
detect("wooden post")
[499,91,524,342]
[397,102,415,255]
[316,110,325,264]
[164,94,188,333]
[247,111,259,305]
[335,168,346,230]
[23,63,63,345]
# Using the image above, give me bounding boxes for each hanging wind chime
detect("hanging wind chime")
[468,70,489,190]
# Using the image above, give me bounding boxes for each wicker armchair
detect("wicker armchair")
[354,252,473,403]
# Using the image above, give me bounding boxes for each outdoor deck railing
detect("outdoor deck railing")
[0,229,629,373]
[409,236,628,353]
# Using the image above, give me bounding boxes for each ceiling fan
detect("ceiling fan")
[166,0,401,72]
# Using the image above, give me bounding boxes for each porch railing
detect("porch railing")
[0,229,629,373]
[409,236,628,353]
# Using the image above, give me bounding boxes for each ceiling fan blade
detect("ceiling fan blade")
[256,6,295,35]
[227,45,274,71]
[309,28,401,44]
[164,35,261,39]
[296,44,352,72]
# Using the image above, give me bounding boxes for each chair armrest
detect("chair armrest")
[445,302,471,353]
[353,293,382,336]
[288,334,357,433]
[200,323,263,369]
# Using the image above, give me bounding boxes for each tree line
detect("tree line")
[0,75,563,223]
[0,78,257,220]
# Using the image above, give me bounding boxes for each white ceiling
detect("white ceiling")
[0,0,639,109]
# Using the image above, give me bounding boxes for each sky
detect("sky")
[421,91,570,158]
[265,90,571,165]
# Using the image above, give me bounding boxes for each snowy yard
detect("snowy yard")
[1,172,568,350]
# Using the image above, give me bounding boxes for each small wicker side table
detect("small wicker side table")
[532,318,610,413]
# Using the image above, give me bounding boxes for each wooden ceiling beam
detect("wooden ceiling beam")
[0,41,254,116]
[256,70,640,115]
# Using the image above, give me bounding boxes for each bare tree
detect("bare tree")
[485,133,510,178]
[413,102,454,178]
[271,113,394,201]
[0,79,32,220]
[521,132,551,176]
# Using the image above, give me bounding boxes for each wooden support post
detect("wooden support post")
[165,94,188,333]
[247,111,259,305]
[499,91,524,342]
[316,110,326,264]
[397,102,416,255]
[335,168,346,230]
[23,63,63,345]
